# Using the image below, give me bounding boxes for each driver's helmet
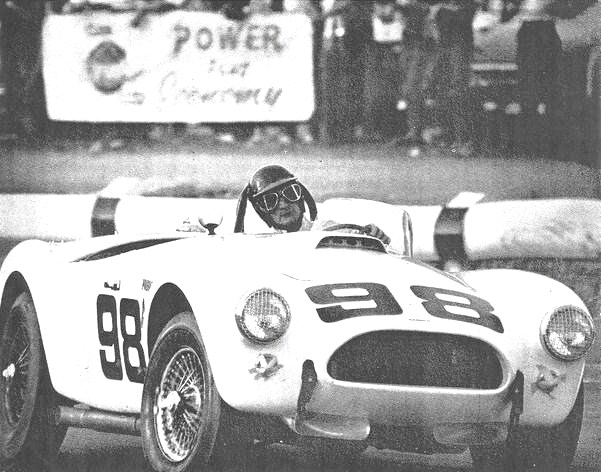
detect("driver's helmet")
[234,165,317,232]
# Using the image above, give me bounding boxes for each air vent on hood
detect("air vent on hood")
[316,236,386,253]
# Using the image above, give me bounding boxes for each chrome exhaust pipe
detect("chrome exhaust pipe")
[54,406,141,436]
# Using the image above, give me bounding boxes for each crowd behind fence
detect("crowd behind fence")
[0,0,599,164]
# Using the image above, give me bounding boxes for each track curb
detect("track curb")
[3,192,601,261]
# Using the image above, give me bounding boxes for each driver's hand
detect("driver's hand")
[364,224,391,245]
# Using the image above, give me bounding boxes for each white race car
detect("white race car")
[0,199,594,472]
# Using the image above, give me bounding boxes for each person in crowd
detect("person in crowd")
[499,0,522,22]
[0,0,46,140]
[234,164,390,244]
[319,0,373,143]
[394,0,432,145]
[420,0,477,155]
[515,0,561,156]
[356,0,430,146]
[358,0,404,143]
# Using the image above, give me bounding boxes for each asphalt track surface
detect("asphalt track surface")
[1,138,600,203]
[46,383,601,471]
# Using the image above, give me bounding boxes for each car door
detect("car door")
[47,256,149,414]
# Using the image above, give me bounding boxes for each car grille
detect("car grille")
[327,331,503,389]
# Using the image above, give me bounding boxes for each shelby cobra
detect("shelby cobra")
[0,199,595,472]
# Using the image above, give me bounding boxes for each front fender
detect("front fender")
[0,240,60,321]
[461,268,589,424]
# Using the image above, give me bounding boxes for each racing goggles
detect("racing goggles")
[255,183,302,212]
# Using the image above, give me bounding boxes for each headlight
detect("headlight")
[540,305,595,361]
[236,289,291,344]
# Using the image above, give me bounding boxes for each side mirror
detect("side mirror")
[402,211,413,257]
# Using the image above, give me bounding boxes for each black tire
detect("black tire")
[0,292,67,471]
[470,381,584,472]
[141,312,222,472]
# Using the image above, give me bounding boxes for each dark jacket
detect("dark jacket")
[433,1,476,45]
[397,2,430,44]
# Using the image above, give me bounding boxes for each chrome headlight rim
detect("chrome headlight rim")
[540,304,595,362]
[235,288,291,344]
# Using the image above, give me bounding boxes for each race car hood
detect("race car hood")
[61,230,466,293]
[279,247,467,289]
[224,230,470,293]
[35,230,468,299]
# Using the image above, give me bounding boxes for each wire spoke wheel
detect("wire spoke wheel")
[2,317,31,427]
[142,312,221,472]
[155,347,205,463]
[0,292,67,470]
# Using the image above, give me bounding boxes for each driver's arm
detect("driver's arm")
[316,219,391,245]
[363,224,391,245]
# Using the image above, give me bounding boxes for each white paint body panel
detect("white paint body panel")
[0,203,591,438]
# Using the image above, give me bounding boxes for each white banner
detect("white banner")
[42,11,315,122]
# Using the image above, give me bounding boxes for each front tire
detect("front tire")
[141,312,222,472]
[0,292,67,471]
[470,382,584,472]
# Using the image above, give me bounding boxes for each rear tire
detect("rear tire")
[0,292,67,471]
[470,382,584,472]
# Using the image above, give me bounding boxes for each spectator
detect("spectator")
[516,0,561,155]
[0,0,46,141]
[354,0,431,145]
[319,0,372,143]
[221,0,251,18]
[394,0,431,145]
[422,0,477,155]
[358,0,403,143]
[500,0,522,21]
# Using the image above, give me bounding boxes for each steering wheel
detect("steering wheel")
[323,223,368,233]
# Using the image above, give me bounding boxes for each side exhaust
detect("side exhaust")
[54,406,141,436]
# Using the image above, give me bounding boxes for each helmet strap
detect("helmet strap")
[234,185,250,233]
[299,183,318,221]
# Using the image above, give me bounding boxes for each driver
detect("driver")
[234,165,390,244]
